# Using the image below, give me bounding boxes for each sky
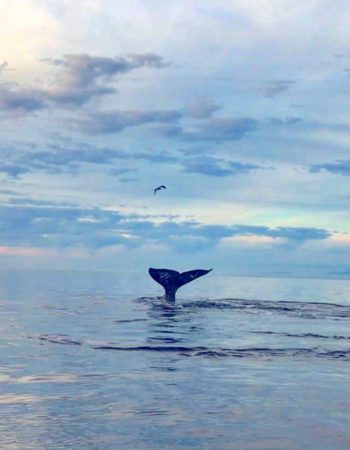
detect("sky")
[0,0,350,277]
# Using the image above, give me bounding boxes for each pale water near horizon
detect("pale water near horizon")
[1,270,350,449]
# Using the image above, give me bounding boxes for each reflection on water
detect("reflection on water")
[1,270,350,449]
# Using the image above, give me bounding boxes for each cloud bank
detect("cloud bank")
[0,203,331,252]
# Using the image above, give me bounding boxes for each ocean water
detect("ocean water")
[1,269,350,450]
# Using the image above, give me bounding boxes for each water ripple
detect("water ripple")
[35,334,350,361]
[182,298,350,320]
[91,344,350,361]
[253,331,350,340]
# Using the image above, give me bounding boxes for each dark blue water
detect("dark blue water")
[1,270,350,449]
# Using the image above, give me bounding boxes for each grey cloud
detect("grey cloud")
[43,52,169,81]
[268,116,303,126]
[0,53,169,113]
[260,80,296,98]
[35,145,120,166]
[330,268,350,276]
[277,227,330,241]
[120,176,139,183]
[106,148,179,165]
[125,53,169,68]
[108,167,137,176]
[0,189,18,196]
[76,109,183,134]
[4,197,78,208]
[0,141,267,180]
[0,86,46,113]
[42,53,169,106]
[152,123,183,137]
[119,177,138,183]
[182,157,261,177]
[0,144,124,177]
[228,161,262,173]
[42,53,165,81]
[132,151,179,164]
[185,98,221,119]
[0,141,181,179]
[0,204,332,251]
[46,85,115,106]
[310,160,350,176]
[0,163,28,178]
[160,117,258,142]
[0,205,126,249]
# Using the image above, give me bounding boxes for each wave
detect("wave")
[36,334,350,361]
[33,298,350,363]
[174,298,350,320]
[37,334,82,346]
[138,296,350,319]
[252,331,350,341]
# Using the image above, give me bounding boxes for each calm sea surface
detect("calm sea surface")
[1,270,350,450]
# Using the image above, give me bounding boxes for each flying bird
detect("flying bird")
[154,185,166,195]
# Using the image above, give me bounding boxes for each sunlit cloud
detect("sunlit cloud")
[222,235,287,246]
[0,52,170,115]
[326,233,350,246]
[0,246,54,257]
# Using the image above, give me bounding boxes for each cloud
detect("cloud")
[0,140,267,181]
[185,98,221,118]
[0,52,169,114]
[124,53,169,68]
[42,52,169,106]
[0,163,29,177]
[132,151,179,165]
[160,117,258,142]
[310,160,350,176]
[0,141,183,179]
[108,167,137,176]
[1,138,271,181]
[182,157,262,177]
[0,246,54,257]
[0,205,128,249]
[199,224,330,243]
[0,189,19,196]
[75,109,183,134]
[259,226,330,242]
[0,144,124,177]
[0,85,46,114]
[0,203,332,252]
[260,80,296,98]
[268,116,303,126]
[3,197,78,208]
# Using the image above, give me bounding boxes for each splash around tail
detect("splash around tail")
[149,267,213,302]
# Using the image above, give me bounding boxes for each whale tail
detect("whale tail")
[149,267,213,302]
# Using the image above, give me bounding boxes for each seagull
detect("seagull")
[154,185,166,195]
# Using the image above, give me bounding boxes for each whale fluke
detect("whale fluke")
[149,267,213,302]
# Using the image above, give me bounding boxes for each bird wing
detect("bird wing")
[154,185,166,195]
